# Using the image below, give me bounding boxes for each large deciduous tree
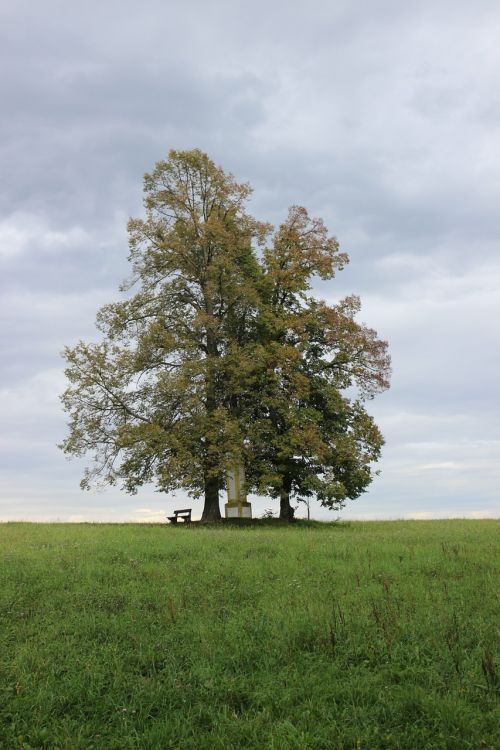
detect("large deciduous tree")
[244,206,391,520]
[60,149,268,521]
[60,150,390,521]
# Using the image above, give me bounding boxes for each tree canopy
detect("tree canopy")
[60,149,390,520]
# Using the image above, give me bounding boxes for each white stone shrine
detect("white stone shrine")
[224,460,252,519]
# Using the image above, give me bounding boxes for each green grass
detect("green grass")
[0,520,498,749]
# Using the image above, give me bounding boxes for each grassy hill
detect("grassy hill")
[1,520,498,749]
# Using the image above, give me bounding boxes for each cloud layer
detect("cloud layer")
[1,0,499,520]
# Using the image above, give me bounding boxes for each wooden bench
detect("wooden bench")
[167,508,192,524]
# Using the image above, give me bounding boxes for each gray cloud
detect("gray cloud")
[1,0,499,520]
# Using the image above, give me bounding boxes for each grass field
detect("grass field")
[0,520,499,749]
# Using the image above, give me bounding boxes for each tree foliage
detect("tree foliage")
[241,206,390,519]
[60,149,390,520]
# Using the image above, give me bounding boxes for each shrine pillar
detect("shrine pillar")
[224,460,252,519]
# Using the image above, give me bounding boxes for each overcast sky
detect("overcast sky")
[1,0,499,522]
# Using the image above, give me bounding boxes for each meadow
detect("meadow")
[0,520,498,749]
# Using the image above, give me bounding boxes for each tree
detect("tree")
[60,150,390,521]
[242,206,391,520]
[60,149,268,521]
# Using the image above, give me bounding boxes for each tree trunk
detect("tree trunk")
[201,472,221,521]
[279,474,295,521]
[201,303,222,523]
